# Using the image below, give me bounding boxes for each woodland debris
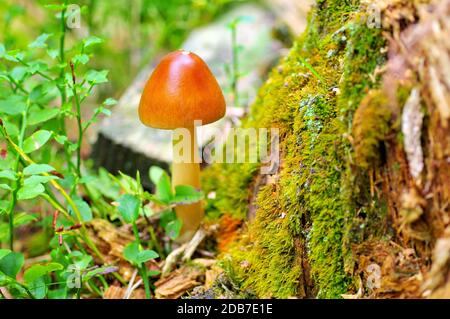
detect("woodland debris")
[104,284,146,299]
[182,228,207,262]
[123,269,140,299]
[86,219,137,280]
[192,258,216,268]
[161,228,207,276]
[398,188,429,242]
[401,88,424,182]
[161,244,187,277]
[154,266,204,299]
[422,227,450,297]
[353,241,424,298]
[205,264,224,290]
[87,218,135,262]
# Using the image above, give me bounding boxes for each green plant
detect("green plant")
[115,166,204,298]
[225,16,253,107]
[0,1,204,299]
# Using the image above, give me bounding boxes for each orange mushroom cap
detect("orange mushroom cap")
[138,50,226,129]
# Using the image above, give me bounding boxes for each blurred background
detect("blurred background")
[0,0,312,186]
[0,0,309,102]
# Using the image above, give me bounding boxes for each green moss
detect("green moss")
[225,185,303,298]
[352,90,392,169]
[203,0,389,298]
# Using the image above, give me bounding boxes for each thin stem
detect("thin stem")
[8,179,17,250]
[59,1,68,104]
[148,225,164,259]
[7,103,29,250]
[140,267,151,299]
[79,84,94,104]
[132,222,140,241]
[70,62,83,176]
[132,222,151,299]
[58,1,75,173]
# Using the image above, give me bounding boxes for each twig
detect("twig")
[182,228,206,262]
[161,244,187,276]
[0,287,13,299]
[161,227,207,276]
[125,279,143,299]
[123,268,138,299]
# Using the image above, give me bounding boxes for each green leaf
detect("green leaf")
[117,194,140,223]
[136,250,159,264]
[3,50,24,62]
[172,185,204,205]
[0,270,18,287]
[103,98,117,106]
[74,254,93,270]
[0,95,27,115]
[29,33,52,49]
[85,69,108,84]
[47,287,67,299]
[54,135,68,145]
[10,66,28,82]
[165,219,182,240]
[83,36,103,49]
[123,241,139,264]
[23,130,52,153]
[72,54,89,65]
[29,82,56,104]
[24,175,58,185]
[13,212,38,227]
[149,166,172,203]
[0,184,12,191]
[17,183,45,200]
[70,198,93,222]
[27,60,49,74]
[28,276,47,299]
[47,49,59,59]
[123,242,158,265]
[23,163,55,175]
[0,252,24,277]
[0,170,17,180]
[0,249,11,260]
[159,209,176,229]
[4,121,19,137]
[24,262,63,283]
[28,108,59,125]
[96,106,111,116]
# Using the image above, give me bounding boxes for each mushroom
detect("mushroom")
[138,50,226,242]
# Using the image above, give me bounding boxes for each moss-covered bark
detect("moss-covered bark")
[203,0,449,299]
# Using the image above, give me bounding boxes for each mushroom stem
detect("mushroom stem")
[172,125,203,242]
